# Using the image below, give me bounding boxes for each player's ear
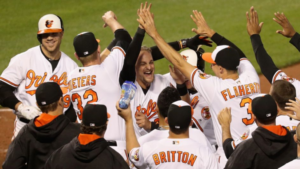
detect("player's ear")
[164,117,169,125]
[189,120,193,126]
[294,134,297,143]
[74,52,79,60]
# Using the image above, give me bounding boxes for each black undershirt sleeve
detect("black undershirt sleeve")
[119,27,145,86]
[211,33,247,59]
[114,29,132,53]
[150,41,181,61]
[223,138,235,159]
[0,81,20,110]
[150,122,159,131]
[289,32,300,52]
[250,34,279,83]
[64,102,77,122]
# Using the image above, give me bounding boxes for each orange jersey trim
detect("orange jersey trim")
[240,58,249,61]
[0,77,19,87]
[78,134,101,145]
[112,46,126,56]
[192,117,203,132]
[34,113,59,127]
[191,69,197,87]
[262,125,287,136]
[272,70,283,83]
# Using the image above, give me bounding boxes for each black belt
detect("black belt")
[107,140,117,146]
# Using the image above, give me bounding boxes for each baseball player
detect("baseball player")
[220,80,299,158]
[137,5,261,167]
[0,14,78,138]
[164,49,217,147]
[67,11,131,160]
[117,99,218,169]
[246,7,300,129]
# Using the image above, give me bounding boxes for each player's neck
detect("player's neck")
[277,109,294,116]
[41,45,61,60]
[83,60,101,67]
[168,130,189,139]
[222,73,239,80]
[47,108,63,116]
[158,115,169,129]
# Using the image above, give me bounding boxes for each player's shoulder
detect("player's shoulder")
[11,46,40,61]
[60,52,78,68]
[138,129,167,145]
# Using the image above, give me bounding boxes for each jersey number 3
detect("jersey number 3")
[72,89,98,120]
[240,98,254,126]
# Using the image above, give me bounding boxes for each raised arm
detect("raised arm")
[246,6,279,83]
[137,3,196,79]
[273,12,300,52]
[151,35,212,61]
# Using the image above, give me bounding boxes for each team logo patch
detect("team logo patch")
[45,20,53,28]
[282,76,295,83]
[173,141,180,145]
[182,55,188,61]
[241,129,250,140]
[201,106,211,120]
[199,73,211,79]
[131,149,140,161]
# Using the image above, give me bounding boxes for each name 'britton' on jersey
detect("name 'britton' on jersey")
[221,82,260,101]
[152,150,198,167]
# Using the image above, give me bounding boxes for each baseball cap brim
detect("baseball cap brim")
[202,53,216,64]
[37,29,63,34]
[96,39,100,43]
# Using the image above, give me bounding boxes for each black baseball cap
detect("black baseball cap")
[168,100,194,130]
[250,94,278,123]
[73,32,100,57]
[82,104,110,127]
[202,45,240,70]
[36,82,63,106]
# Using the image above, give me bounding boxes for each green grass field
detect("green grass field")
[1,0,300,75]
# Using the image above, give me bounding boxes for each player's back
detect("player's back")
[68,48,126,141]
[138,128,213,151]
[191,59,260,146]
[136,138,218,169]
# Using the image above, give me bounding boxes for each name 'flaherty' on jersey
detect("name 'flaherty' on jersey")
[220,82,260,101]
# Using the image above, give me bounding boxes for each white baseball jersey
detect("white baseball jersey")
[279,159,300,169]
[130,138,219,169]
[272,70,300,99]
[164,73,217,145]
[190,58,260,147]
[131,74,170,137]
[68,46,126,141]
[0,46,78,137]
[138,128,214,151]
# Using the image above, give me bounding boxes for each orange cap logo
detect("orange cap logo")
[45,20,53,28]
[182,55,188,61]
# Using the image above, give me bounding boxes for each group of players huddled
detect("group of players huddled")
[1,2,300,169]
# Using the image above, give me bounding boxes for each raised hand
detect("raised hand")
[190,10,215,38]
[285,98,300,120]
[246,6,264,36]
[273,12,296,38]
[102,11,117,27]
[218,107,232,127]
[137,2,158,38]
[169,65,186,85]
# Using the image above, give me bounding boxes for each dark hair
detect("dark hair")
[38,99,60,113]
[80,123,107,136]
[270,80,296,110]
[157,87,181,118]
[256,116,277,125]
[169,126,189,135]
